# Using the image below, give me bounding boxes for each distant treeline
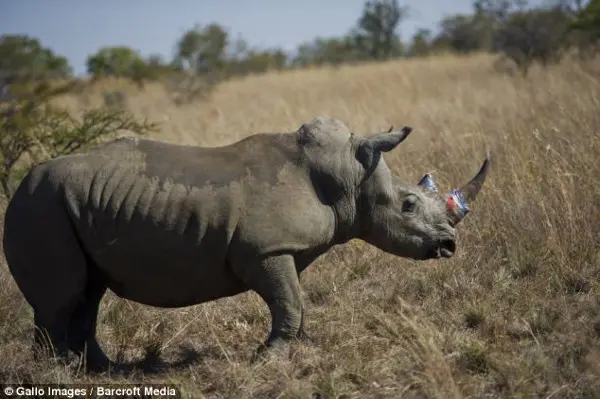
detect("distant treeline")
[1,0,600,92]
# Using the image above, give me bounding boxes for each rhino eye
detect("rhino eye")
[402,196,417,213]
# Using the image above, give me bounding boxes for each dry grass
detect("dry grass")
[1,52,600,398]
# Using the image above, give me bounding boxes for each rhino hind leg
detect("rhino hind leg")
[33,312,70,362]
[30,272,110,371]
[29,259,110,372]
[3,190,109,371]
[66,269,111,372]
[29,283,83,366]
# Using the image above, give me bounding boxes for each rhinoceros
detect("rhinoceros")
[2,116,489,371]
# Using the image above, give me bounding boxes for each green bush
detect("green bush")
[0,79,158,200]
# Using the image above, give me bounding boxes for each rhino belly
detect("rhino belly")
[94,244,247,308]
[66,167,247,307]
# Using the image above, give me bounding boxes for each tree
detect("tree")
[292,36,361,67]
[144,53,178,78]
[433,14,487,53]
[0,37,157,199]
[162,23,230,105]
[86,46,155,86]
[473,0,530,22]
[1,87,158,199]
[353,0,408,60]
[494,5,571,75]
[568,0,600,55]
[408,29,432,57]
[240,49,288,74]
[173,23,229,77]
[0,35,72,98]
[224,36,289,76]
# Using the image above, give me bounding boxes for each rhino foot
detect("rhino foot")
[251,331,317,364]
[77,343,113,373]
[251,337,293,364]
[297,328,316,346]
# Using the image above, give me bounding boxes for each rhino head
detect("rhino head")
[297,117,489,261]
[353,128,489,260]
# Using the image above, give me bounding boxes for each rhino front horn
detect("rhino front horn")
[458,157,490,203]
[446,157,490,225]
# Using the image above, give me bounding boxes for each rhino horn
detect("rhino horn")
[458,157,490,203]
[417,173,438,193]
[447,157,490,224]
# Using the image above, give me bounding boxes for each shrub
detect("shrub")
[0,79,158,200]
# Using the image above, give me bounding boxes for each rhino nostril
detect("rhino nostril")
[439,239,456,258]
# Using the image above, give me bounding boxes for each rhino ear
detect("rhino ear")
[368,126,413,153]
[356,126,412,171]
[356,139,378,171]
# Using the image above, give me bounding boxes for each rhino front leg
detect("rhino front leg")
[235,254,303,358]
[294,251,322,346]
[297,307,315,345]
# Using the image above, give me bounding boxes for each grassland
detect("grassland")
[1,53,599,398]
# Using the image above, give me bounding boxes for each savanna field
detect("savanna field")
[1,53,599,398]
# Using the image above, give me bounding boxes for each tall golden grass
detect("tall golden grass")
[1,52,599,398]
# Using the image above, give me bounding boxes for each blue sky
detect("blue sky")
[1,0,477,75]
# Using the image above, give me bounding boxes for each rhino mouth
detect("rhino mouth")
[425,239,456,259]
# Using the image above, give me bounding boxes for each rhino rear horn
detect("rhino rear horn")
[417,173,438,192]
[458,157,490,203]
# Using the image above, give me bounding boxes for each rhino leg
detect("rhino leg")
[3,192,108,370]
[29,259,110,372]
[66,271,110,372]
[33,312,70,362]
[294,251,322,346]
[296,307,315,345]
[235,254,303,358]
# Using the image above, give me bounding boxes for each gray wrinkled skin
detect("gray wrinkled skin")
[2,116,489,370]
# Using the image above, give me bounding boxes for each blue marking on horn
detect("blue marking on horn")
[418,174,438,193]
